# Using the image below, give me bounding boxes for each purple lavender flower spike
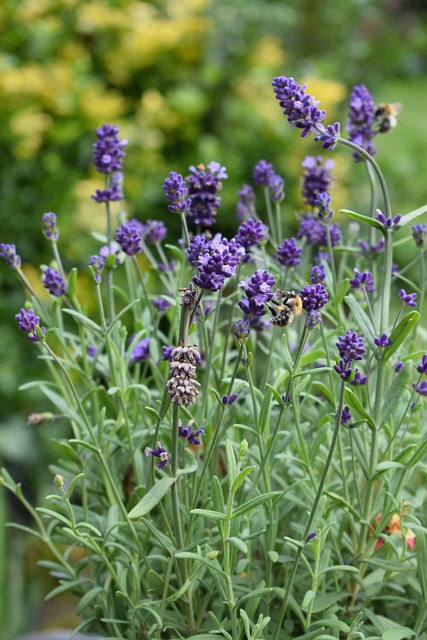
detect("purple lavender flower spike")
[253,160,275,187]
[42,212,59,241]
[374,333,392,348]
[399,288,417,307]
[187,235,211,267]
[93,124,127,174]
[299,283,328,312]
[375,209,401,228]
[301,156,334,207]
[142,219,167,244]
[307,310,321,329]
[394,361,404,373]
[340,406,353,425]
[186,161,227,227]
[154,297,171,312]
[238,270,276,319]
[0,243,21,269]
[272,76,326,137]
[144,442,170,469]
[115,223,142,256]
[42,268,66,297]
[297,214,322,245]
[416,381,427,396]
[15,308,46,342]
[412,223,427,247]
[233,319,251,341]
[193,238,244,292]
[334,359,354,380]
[269,174,285,202]
[346,84,377,161]
[236,184,257,220]
[315,122,340,151]
[349,268,374,293]
[235,220,267,260]
[417,355,427,375]
[277,237,302,268]
[130,337,151,364]
[88,255,105,283]
[336,330,366,362]
[314,192,333,220]
[310,264,326,284]
[350,369,367,386]
[163,171,192,215]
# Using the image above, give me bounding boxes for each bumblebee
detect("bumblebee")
[267,289,303,327]
[374,102,402,133]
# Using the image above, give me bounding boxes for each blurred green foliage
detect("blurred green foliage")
[1,0,427,634]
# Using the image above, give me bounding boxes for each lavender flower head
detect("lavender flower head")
[88,255,105,283]
[310,264,326,284]
[163,171,191,215]
[142,219,167,244]
[349,268,374,293]
[178,420,205,445]
[269,174,285,202]
[193,237,244,292]
[15,308,46,342]
[415,381,427,397]
[93,124,127,174]
[299,282,328,312]
[314,192,333,220]
[399,288,417,307]
[42,268,66,297]
[253,160,275,187]
[417,355,427,375]
[233,318,251,342]
[186,161,227,227]
[277,237,302,268]
[374,333,392,348]
[272,76,326,138]
[0,243,21,269]
[375,209,401,228]
[301,156,334,207]
[236,184,256,221]
[187,234,211,267]
[336,330,366,362]
[412,223,427,247]
[346,84,377,161]
[115,223,142,256]
[238,270,276,319]
[235,220,267,253]
[42,212,59,241]
[129,337,151,364]
[144,442,170,469]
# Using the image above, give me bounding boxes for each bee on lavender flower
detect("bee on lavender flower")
[374,102,402,133]
[267,288,303,327]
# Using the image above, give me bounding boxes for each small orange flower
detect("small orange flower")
[373,512,416,551]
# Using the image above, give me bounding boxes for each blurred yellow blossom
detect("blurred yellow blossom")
[10,109,53,158]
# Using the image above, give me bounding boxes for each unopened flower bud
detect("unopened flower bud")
[54,474,64,488]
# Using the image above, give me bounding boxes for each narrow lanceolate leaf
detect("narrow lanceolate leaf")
[382,312,419,363]
[128,476,176,519]
[397,203,427,227]
[231,466,255,493]
[231,491,281,519]
[341,209,385,231]
[344,388,376,430]
[226,537,248,554]
[190,508,226,522]
[416,529,427,602]
[211,476,225,514]
[225,439,237,484]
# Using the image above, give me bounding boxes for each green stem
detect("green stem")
[272,378,346,640]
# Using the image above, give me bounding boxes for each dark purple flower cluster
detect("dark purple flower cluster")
[236,184,257,221]
[187,234,211,267]
[299,282,328,312]
[272,76,326,138]
[315,122,341,151]
[88,255,105,283]
[235,220,267,253]
[412,223,427,247]
[375,210,402,228]
[340,406,353,426]
[178,420,205,445]
[142,219,167,244]
[15,308,46,342]
[310,264,326,284]
[186,161,227,227]
[193,238,244,292]
[374,333,392,348]
[269,174,285,202]
[399,288,417,307]
[233,318,251,341]
[144,442,170,469]
[359,238,385,254]
[336,331,366,362]
[42,268,66,297]
[297,214,341,248]
[163,171,191,215]
[222,393,239,406]
[346,84,377,161]
[301,156,334,207]
[416,381,427,396]
[154,297,171,312]
[253,160,275,187]
[349,268,374,293]
[0,243,21,269]
[238,270,276,319]
[334,330,366,381]
[42,212,59,241]
[277,237,302,267]
[93,124,127,174]
[115,223,142,256]
[314,192,333,220]
[130,337,151,364]
[417,355,427,375]
[351,369,367,386]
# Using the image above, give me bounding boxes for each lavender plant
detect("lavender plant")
[1,76,427,640]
